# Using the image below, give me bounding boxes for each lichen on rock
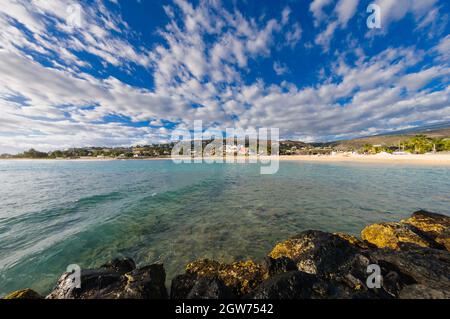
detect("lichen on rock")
[402,210,450,236]
[3,288,42,299]
[333,232,372,250]
[268,230,361,276]
[361,222,435,250]
[184,259,267,296]
[185,259,221,278]
[402,210,450,251]
[435,232,450,252]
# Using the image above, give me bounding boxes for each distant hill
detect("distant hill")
[280,140,309,148]
[315,125,450,151]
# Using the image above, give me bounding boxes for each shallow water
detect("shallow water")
[0,159,449,296]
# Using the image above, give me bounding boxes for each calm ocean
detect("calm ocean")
[0,159,449,296]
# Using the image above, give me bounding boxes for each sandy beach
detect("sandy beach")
[2,153,450,165]
[168,153,450,165]
[277,153,450,165]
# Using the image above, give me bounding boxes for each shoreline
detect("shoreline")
[4,210,450,299]
[1,153,450,165]
[278,153,450,165]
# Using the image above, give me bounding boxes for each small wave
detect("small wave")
[1,191,126,228]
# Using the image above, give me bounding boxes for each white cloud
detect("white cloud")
[230,46,450,140]
[399,66,449,91]
[273,61,289,76]
[315,21,338,51]
[285,22,302,48]
[0,0,151,70]
[310,0,333,26]
[335,0,360,27]
[435,35,450,62]
[373,0,438,29]
[314,0,442,50]
[313,0,360,50]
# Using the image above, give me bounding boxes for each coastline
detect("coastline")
[4,210,450,299]
[278,153,450,165]
[2,153,450,165]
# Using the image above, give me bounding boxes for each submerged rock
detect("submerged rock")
[101,257,136,274]
[3,288,42,299]
[46,259,167,299]
[361,222,437,250]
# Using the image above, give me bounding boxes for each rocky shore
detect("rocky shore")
[4,210,450,299]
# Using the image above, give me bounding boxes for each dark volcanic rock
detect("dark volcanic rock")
[264,256,297,276]
[268,230,363,277]
[371,246,450,298]
[119,264,168,299]
[187,277,235,299]
[247,271,319,299]
[402,210,450,251]
[436,230,450,252]
[46,268,121,299]
[46,261,167,299]
[182,259,267,297]
[171,273,235,299]
[402,210,450,237]
[399,284,450,299]
[188,277,234,299]
[170,273,198,299]
[247,271,384,299]
[361,222,439,250]
[267,230,418,298]
[361,211,450,251]
[334,232,374,249]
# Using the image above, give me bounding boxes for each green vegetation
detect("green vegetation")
[359,144,395,154]
[0,145,174,159]
[359,135,450,155]
[401,135,450,154]
[18,149,49,159]
[1,133,449,159]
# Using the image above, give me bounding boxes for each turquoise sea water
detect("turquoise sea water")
[0,159,449,296]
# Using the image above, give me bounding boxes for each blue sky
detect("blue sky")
[0,0,449,153]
